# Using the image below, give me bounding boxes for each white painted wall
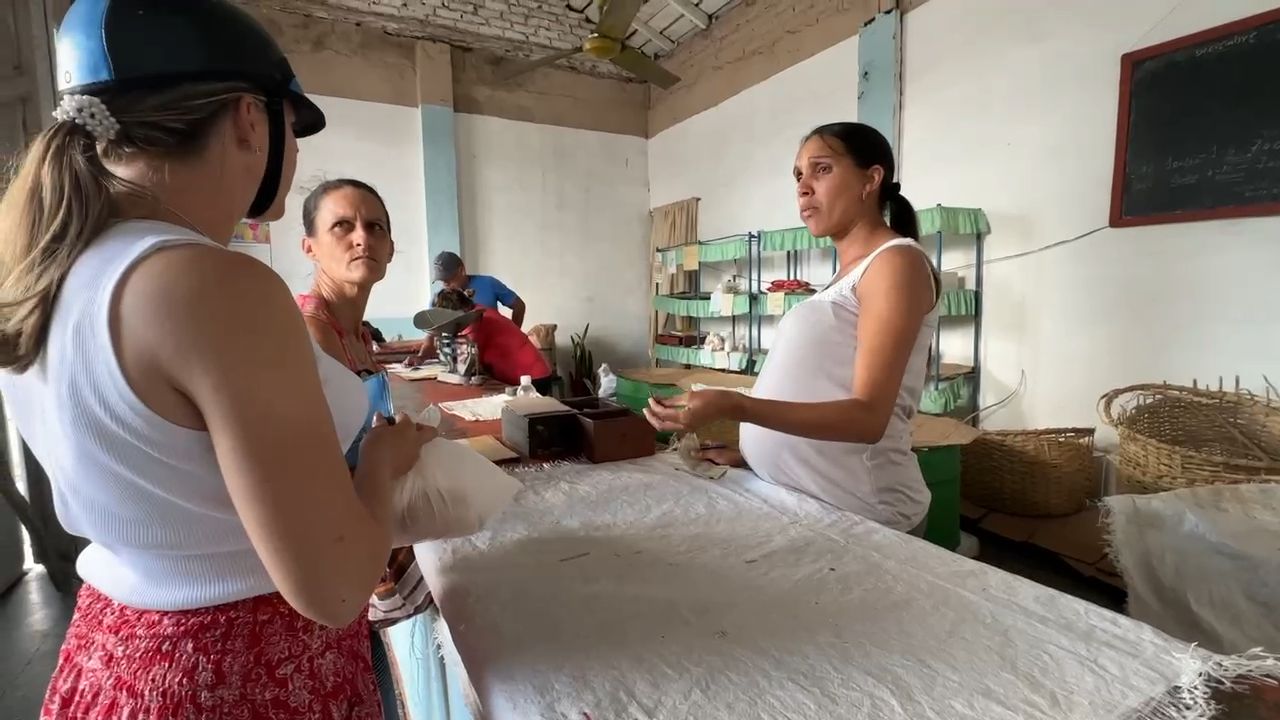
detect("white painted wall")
[269,95,429,328]
[455,114,652,371]
[902,0,1280,436]
[649,37,860,239]
[647,38,860,349]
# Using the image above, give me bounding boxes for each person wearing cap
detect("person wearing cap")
[432,250,526,328]
[428,288,553,392]
[0,1,433,716]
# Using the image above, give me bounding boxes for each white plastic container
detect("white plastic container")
[597,363,617,398]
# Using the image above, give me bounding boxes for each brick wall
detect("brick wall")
[251,8,647,137]
[649,0,933,135]
[251,0,624,77]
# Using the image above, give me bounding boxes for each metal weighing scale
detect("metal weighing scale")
[412,308,486,385]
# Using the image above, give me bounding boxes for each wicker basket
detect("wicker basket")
[1099,383,1280,493]
[961,428,1097,516]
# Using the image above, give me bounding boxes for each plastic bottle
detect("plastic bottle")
[597,363,617,398]
[515,375,539,398]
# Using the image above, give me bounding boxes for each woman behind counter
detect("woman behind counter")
[646,122,940,536]
[295,178,432,719]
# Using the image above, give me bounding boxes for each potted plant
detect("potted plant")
[569,324,595,397]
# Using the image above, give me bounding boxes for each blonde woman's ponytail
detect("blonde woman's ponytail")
[0,123,119,371]
[0,82,259,372]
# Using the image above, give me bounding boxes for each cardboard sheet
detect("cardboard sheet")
[910,413,982,448]
[617,367,702,386]
[456,435,519,463]
[504,396,572,417]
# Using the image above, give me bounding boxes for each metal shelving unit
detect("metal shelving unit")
[918,206,990,423]
[651,232,758,373]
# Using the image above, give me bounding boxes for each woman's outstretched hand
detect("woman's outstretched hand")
[644,390,744,433]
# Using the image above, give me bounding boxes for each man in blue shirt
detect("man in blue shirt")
[432,251,526,328]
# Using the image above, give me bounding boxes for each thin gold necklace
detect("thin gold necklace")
[153,199,211,240]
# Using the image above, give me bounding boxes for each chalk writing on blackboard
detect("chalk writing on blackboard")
[1194,31,1258,57]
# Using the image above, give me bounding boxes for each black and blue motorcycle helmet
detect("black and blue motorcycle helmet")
[55,0,326,218]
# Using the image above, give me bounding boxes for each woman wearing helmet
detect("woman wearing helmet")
[0,1,432,717]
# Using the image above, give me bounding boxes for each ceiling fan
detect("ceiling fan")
[500,0,681,89]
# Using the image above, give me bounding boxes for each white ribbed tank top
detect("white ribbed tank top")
[739,239,939,532]
[0,221,368,610]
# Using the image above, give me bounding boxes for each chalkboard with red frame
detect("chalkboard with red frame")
[1110,8,1280,227]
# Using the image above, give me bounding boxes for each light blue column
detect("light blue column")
[368,102,460,340]
[857,8,901,157]
[422,103,461,263]
[386,610,475,720]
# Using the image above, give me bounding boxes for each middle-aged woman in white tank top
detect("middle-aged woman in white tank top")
[646,122,940,536]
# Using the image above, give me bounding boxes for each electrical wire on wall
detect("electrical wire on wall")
[943,224,1108,273]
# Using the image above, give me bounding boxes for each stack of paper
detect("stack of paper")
[386,362,446,381]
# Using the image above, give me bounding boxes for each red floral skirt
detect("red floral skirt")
[42,584,382,719]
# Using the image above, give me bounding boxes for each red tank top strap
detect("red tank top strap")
[295,293,362,372]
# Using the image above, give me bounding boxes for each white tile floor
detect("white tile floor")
[0,568,75,719]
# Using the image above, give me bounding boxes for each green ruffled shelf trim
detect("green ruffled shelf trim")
[653,293,751,318]
[657,235,750,263]
[939,289,978,317]
[653,344,751,371]
[919,375,976,415]
[760,227,832,253]
[747,289,970,318]
[757,207,987,254]
[754,293,813,316]
[916,206,991,237]
[752,351,768,374]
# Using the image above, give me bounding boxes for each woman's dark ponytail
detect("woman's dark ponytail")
[803,122,918,240]
[884,193,919,241]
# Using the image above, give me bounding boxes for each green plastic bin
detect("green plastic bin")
[915,445,962,551]
[615,374,682,413]
[614,374,682,444]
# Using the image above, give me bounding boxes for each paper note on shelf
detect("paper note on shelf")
[682,244,699,271]
[652,259,664,285]
[711,351,730,370]
[718,292,736,317]
[766,292,786,315]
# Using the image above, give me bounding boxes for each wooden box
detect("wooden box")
[562,397,657,464]
[501,397,581,460]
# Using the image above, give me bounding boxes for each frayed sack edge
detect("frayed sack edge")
[1123,648,1280,720]
[1101,499,1280,720]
